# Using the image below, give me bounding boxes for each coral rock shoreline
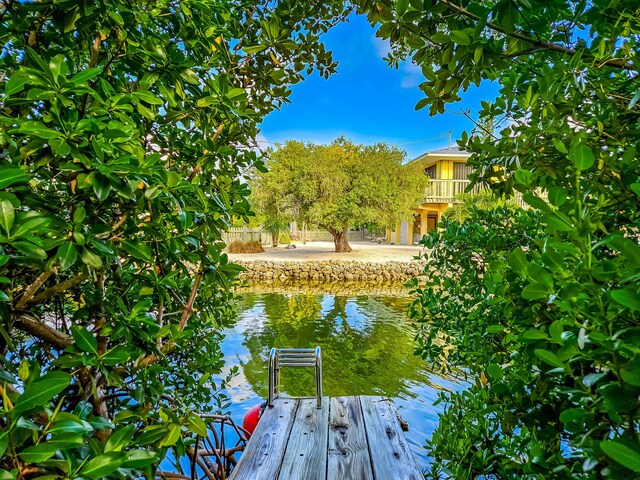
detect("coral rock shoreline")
[234,259,423,283]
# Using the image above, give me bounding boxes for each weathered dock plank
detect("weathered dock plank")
[327,396,374,480]
[231,398,298,480]
[230,396,422,480]
[277,398,329,480]
[360,395,423,480]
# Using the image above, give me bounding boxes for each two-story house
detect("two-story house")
[388,145,481,245]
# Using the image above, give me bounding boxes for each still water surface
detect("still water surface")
[218,286,462,472]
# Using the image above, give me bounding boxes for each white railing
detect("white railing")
[424,180,483,203]
[424,179,528,208]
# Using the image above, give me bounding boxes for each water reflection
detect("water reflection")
[239,293,435,398]
[219,285,463,471]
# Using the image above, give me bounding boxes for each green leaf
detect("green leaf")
[135,90,164,105]
[161,423,181,446]
[139,286,154,295]
[5,74,29,95]
[81,249,103,268]
[19,443,58,463]
[600,441,640,472]
[0,469,15,480]
[542,212,574,232]
[583,372,607,387]
[121,240,153,262]
[92,174,110,202]
[73,206,86,224]
[99,346,130,365]
[396,0,409,16]
[186,413,208,437]
[17,122,63,140]
[570,143,595,171]
[13,371,71,415]
[105,425,135,452]
[0,169,32,190]
[49,54,68,80]
[243,44,267,54]
[19,436,83,462]
[0,432,7,458]
[508,248,527,274]
[522,283,550,300]
[57,243,78,271]
[136,425,169,445]
[70,68,102,84]
[522,193,549,212]
[548,186,567,207]
[521,330,548,341]
[13,241,47,260]
[450,30,471,45]
[415,98,430,110]
[611,288,640,311]
[71,326,97,354]
[0,200,15,236]
[122,449,158,468]
[11,217,50,239]
[79,452,124,479]
[534,349,566,369]
[180,68,199,84]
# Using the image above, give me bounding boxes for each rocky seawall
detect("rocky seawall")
[234,259,423,283]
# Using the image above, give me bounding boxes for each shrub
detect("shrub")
[0,1,349,477]
[279,231,292,245]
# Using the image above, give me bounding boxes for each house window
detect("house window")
[453,162,473,180]
[425,165,437,179]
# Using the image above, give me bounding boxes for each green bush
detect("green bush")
[279,231,292,245]
[355,0,640,477]
[0,1,349,478]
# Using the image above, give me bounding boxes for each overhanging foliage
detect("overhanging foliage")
[0,1,350,478]
[353,0,640,477]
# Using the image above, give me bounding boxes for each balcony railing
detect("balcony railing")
[423,179,529,208]
[423,179,483,203]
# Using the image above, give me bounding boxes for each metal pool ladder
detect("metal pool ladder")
[268,347,323,409]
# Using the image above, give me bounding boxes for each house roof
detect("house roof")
[427,145,469,155]
[410,144,471,167]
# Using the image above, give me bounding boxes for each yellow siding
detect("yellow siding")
[387,151,471,245]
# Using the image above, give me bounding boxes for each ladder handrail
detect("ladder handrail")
[267,347,322,409]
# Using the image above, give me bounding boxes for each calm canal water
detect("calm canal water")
[218,284,462,472]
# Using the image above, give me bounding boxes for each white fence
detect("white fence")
[222,228,265,244]
[222,228,369,245]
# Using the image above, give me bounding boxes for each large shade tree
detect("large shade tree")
[353,0,640,477]
[251,138,427,252]
[0,0,350,477]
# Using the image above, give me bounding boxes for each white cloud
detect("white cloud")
[400,62,422,89]
[372,35,392,58]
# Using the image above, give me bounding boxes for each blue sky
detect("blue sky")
[258,13,499,160]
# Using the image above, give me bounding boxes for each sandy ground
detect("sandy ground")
[226,240,426,263]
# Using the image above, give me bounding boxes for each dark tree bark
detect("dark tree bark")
[326,225,352,252]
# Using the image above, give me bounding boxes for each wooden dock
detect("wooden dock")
[230,396,423,480]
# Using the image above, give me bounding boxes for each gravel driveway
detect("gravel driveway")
[226,241,426,263]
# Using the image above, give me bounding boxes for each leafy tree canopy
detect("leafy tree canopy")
[352,0,640,477]
[251,138,427,252]
[0,0,350,478]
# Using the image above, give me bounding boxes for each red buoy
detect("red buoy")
[242,403,264,438]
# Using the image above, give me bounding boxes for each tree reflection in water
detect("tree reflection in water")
[234,292,433,399]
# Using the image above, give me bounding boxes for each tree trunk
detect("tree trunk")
[271,231,279,247]
[330,225,352,252]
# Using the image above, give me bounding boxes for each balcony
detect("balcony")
[423,179,483,203]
